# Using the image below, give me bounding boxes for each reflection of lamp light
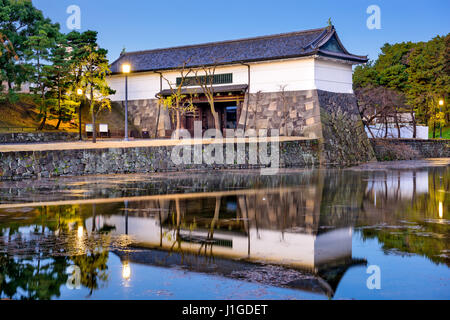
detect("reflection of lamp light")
[439,201,443,218]
[122,262,131,280]
[77,226,84,238]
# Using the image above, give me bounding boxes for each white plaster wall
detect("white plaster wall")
[108,64,249,101]
[249,58,316,93]
[107,57,354,101]
[314,59,354,94]
[366,124,429,139]
[108,72,161,101]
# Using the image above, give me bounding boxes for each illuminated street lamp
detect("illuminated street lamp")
[77,88,83,141]
[122,63,131,141]
[439,99,444,139]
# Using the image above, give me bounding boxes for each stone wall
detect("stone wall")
[316,90,376,165]
[237,89,375,165]
[237,90,320,138]
[0,132,79,144]
[371,138,450,161]
[0,139,320,180]
[118,89,375,166]
[119,99,172,138]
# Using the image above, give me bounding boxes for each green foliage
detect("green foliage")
[0,254,70,300]
[353,61,378,89]
[0,0,44,94]
[0,1,113,131]
[429,126,450,139]
[23,19,61,129]
[406,35,449,128]
[354,34,449,129]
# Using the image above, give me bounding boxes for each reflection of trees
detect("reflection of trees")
[360,167,449,266]
[319,170,367,229]
[70,251,109,296]
[0,254,69,300]
[0,203,116,299]
[197,196,221,258]
[164,197,223,263]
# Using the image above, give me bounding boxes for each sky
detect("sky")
[33,0,450,63]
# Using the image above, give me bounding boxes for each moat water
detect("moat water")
[0,159,449,300]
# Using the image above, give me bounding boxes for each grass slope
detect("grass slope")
[0,94,137,134]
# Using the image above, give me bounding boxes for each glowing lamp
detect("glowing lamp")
[122,63,131,74]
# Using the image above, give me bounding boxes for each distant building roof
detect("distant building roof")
[110,26,368,74]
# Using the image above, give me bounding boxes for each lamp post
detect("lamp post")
[122,63,131,141]
[439,99,444,139]
[77,88,83,141]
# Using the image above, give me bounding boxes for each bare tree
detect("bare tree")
[158,60,195,139]
[193,61,221,135]
[355,85,406,138]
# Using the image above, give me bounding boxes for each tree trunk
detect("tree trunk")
[38,84,47,130]
[394,109,401,138]
[208,98,220,136]
[365,121,376,139]
[78,101,83,141]
[55,109,62,130]
[175,109,181,139]
[55,75,62,130]
[212,111,220,135]
[410,109,417,138]
[38,113,46,131]
[155,103,161,139]
[384,118,388,138]
[91,87,96,143]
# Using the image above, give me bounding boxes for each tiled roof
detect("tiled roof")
[110,26,367,74]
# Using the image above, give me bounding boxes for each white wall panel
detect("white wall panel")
[107,57,355,101]
[314,59,354,93]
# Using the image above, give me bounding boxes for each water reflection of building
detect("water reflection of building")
[366,170,429,203]
[2,166,448,299]
[87,188,359,270]
[85,185,365,297]
[360,167,449,266]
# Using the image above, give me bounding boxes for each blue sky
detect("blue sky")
[33,0,449,63]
